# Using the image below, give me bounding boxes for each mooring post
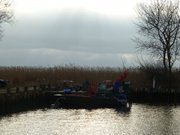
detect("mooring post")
[48,83,51,90]
[6,87,10,95]
[23,86,28,100]
[152,76,156,90]
[16,87,19,94]
[174,89,177,106]
[24,86,28,94]
[33,85,37,91]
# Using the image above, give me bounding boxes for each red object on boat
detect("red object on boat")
[117,70,128,82]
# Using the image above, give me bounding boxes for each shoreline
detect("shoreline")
[0,89,180,116]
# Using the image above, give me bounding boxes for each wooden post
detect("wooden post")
[152,76,156,90]
[23,86,28,99]
[48,84,51,90]
[33,86,37,91]
[16,87,19,94]
[7,87,10,95]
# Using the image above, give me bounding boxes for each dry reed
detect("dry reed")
[0,66,179,91]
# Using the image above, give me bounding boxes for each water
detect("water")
[0,104,180,135]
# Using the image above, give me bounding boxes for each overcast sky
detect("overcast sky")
[0,0,146,67]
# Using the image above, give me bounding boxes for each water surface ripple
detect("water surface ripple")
[0,104,179,135]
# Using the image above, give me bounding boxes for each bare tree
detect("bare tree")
[136,0,180,89]
[0,0,13,38]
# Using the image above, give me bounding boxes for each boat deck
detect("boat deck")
[52,93,131,109]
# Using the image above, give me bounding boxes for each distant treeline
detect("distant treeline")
[0,66,180,91]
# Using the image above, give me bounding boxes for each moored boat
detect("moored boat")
[51,70,132,109]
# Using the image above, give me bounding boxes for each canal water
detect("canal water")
[0,104,179,135]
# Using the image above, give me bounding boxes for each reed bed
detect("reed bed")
[0,65,179,91]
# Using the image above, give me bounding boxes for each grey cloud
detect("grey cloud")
[0,11,137,67]
[0,11,136,53]
[0,48,136,67]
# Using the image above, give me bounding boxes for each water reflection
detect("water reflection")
[0,104,179,135]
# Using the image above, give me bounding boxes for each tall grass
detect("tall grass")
[0,65,179,90]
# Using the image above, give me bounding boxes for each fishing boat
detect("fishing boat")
[51,87,130,109]
[51,71,131,108]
